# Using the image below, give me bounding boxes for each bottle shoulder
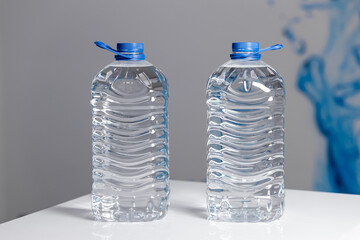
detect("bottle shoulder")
[93,60,166,83]
[221,59,269,68]
[106,60,153,68]
[213,59,283,81]
[207,59,284,93]
[92,60,168,96]
[220,60,281,75]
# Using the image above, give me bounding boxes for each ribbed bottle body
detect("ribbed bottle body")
[91,60,169,222]
[206,60,285,222]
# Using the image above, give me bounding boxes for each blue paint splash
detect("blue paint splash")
[283,17,307,55]
[283,0,360,193]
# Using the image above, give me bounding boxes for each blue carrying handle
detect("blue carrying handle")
[249,43,283,56]
[94,41,132,59]
[244,44,283,58]
[257,43,283,53]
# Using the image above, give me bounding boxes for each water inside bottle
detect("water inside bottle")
[207,61,285,222]
[91,62,169,221]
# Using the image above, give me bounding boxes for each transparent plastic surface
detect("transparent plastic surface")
[206,59,285,222]
[91,60,169,221]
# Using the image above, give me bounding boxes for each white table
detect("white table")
[1,180,360,240]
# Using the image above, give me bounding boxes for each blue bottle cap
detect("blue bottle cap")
[232,42,259,52]
[117,43,144,53]
[94,41,146,60]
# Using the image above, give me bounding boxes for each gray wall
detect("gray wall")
[0,0,319,223]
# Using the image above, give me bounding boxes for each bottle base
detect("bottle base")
[208,194,284,222]
[92,194,169,222]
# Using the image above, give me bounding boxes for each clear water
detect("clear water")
[91,60,169,222]
[206,60,285,222]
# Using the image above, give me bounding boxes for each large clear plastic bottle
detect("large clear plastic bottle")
[206,42,285,222]
[91,42,169,222]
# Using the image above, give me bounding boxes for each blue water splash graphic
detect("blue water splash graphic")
[282,0,360,193]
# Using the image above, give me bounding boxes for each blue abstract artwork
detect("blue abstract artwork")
[283,0,360,194]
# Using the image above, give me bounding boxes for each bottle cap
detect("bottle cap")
[232,42,259,52]
[117,43,144,53]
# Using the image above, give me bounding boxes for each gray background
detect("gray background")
[0,0,323,223]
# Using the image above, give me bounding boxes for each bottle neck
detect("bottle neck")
[109,60,152,67]
[115,52,145,61]
[222,59,267,68]
[230,52,261,61]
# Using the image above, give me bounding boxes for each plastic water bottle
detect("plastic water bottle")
[91,42,169,222]
[206,42,285,222]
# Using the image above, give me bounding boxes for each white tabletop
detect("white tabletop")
[1,180,360,240]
